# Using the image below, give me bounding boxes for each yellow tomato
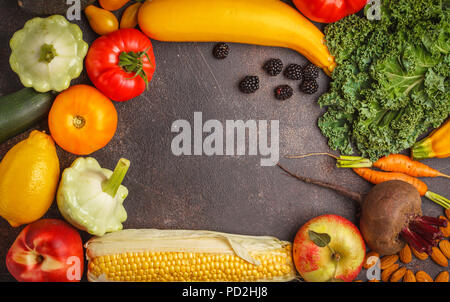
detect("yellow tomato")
[85,5,119,36]
[120,2,142,29]
[99,0,130,11]
[48,85,118,155]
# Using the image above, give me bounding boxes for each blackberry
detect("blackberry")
[239,76,259,94]
[284,64,303,80]
[263,58,283,76]
[213,42,229,59]
[274,85,294,100]
[300,79,319,94]
[302,63,320,80]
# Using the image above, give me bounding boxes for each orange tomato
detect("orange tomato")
[99,0,130,11]
[48,85,118,155]
[120,2,143,29]
[85,5,119,36]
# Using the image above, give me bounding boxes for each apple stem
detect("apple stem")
[333,253,341,261]
[277,164,364,204]
[326,245,336,256]
[331,252,341,281]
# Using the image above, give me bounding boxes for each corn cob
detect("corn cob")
[85,229,297,282]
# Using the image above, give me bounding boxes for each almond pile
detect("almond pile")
[357,212,450,282]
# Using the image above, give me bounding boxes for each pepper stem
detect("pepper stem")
[411,138,434,160]
[39,43,57,63]
[102,158,131,198]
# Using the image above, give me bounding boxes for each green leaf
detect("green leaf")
[308,230,331,248]
[375,55,425,98]
[319,0,449,161]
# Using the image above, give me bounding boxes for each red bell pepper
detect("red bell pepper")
[293,0,367,23]
[86,28,156,102]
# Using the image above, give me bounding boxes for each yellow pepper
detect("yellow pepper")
[412,120,450,160]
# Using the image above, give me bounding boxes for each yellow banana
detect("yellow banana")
[138,0,336,75]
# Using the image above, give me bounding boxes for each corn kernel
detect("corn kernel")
[87,240,294,282]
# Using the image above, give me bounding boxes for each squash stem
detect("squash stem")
[102,158,131,198]
[39,44,57,63]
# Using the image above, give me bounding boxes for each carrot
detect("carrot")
[287,153,450,178]
[353,168,426,194]
[352,168,450,209]
[373,154,449,178]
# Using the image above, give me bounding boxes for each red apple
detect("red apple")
[6,219,84,282]
[293,214,365,282]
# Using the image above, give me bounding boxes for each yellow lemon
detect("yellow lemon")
[0,131,60,227]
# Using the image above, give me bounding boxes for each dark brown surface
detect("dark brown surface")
[0,0,448,282]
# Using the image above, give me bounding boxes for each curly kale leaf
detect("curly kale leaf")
[324,15,375,65]
[318,108,354,155]
[319,0,449,161]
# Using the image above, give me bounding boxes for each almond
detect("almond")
[380,255,399,270]
[439,216,450,237]
[416,271,433,282]
[403,269,416,282]
[445,208,450,220]
[435,271,449,282]
[363,251,380,269]
[381,263,399,282]
[439,239,450,259]
[431,247,448,267]
[390,267,406,282]
[411,247,429,260]
[399,244,412,264]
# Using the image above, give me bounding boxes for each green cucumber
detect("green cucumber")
[0,88,54,144]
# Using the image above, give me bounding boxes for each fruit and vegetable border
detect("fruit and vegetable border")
[0,0,448,283]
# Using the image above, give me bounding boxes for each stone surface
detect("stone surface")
[0,1,448,282]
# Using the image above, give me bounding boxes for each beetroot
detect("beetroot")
[360,181,421,255]
[278,165,447,255]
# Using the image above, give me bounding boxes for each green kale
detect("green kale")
[319,0,450,161]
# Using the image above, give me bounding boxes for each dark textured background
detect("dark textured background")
[0,0,448,282]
